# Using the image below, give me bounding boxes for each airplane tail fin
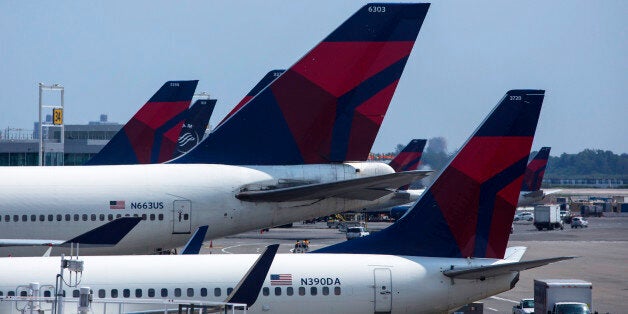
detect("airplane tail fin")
[85,80,198,165]
[389,139,427,172]
[173,3,430,165]
[172,99,216,158]
[521,147,551,192]
[314,90,545,259]
[217,70,285,128]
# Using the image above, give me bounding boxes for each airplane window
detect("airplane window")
[74,214,79,221]
[111,289,118,298]
[31,214,36,221]
[161,288,168,297]
[13,215,19,222]
[141,214,147,220]
[20,291,27,296]
[116,214,121,219]
[0,291,3,296]
[82,214,88,221]
[108,214,113,221]
[98,289,105,298]
[334,287,341,295]
[174,288,181,297]
[56,214,62,221]
[125,214,130,217]
[214,288,221,297]
[187,288,194,297]
[24,215,29,221]
[274,287,281,296]
[73,290,80,298]
[133,214,139,218]
[262,287,269,296]
[158,214,164,221]
[135,289,142,298]
[184,214,189,220]
[48,214,53,221]
[91,214,96,221]
[310,287,317,296]
[150,214,155,221]
[227,288,233,295]
[287,287,294,296]
[44,291,51,297]
[5,215,9,221]
[99,214,105,221]
[200,288,207,297]
[39,215,44,222]
[123,289,130,298]
[298,287,305,296]
[8,291,15,296]
[322,287,329,296]
[65,214,70,221]
[148,288,155,297]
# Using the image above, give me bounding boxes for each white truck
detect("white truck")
[534,205,564,231]
[512,298,534,314]
[534,279,592,314]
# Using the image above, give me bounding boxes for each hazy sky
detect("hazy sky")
[1,1,626,155]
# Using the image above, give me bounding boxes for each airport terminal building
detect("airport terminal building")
[0,115,121,166]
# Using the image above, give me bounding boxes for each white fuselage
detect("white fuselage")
[0,253,518,314]
[0,162,406,256]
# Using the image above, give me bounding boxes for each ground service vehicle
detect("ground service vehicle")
[534,205,564,230]
[512,298,534,314]
[346,226,370,240]
[534,279,592,314]
[571,217,589,228]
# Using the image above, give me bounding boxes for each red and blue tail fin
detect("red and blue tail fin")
[521,147,551,192]
[314,90,545,259]
[389,139,427,172]
[86,81,197,165]
[172,98,216,159]
[173,3,430,165]
[216,70,285,128]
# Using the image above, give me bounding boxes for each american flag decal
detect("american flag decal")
[270,274,292,286]
[110,200,125,210]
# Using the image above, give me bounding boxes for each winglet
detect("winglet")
[314,90,545,259]
[521,147,551,192]
[62,217,142,247]
[180,225,209,255]
[86,80,198,165]
[225,244,279,307]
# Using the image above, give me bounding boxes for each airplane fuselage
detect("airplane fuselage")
[0,162,403,256]
[0,253,518,314]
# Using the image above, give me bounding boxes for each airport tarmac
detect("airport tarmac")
[200,216,628,313]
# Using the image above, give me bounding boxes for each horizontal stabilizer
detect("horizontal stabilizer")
[443,256,575,280]
[236,170,431,202]
[226,244,280,307]
[0,217,142,247]
[180,225,209,255]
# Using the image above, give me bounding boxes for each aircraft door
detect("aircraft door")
[373,268,392,313]
[173,200,192,234]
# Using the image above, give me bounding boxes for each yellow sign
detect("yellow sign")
[53,108,63,125]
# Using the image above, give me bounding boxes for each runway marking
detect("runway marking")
[221,243,267,254]
[486,307,498,311]
[490,296,519,304]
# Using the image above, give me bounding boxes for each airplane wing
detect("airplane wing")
[442,256,575,280]
[0,217,142,247]
[543,189,562,195]
[236,170,432,202]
